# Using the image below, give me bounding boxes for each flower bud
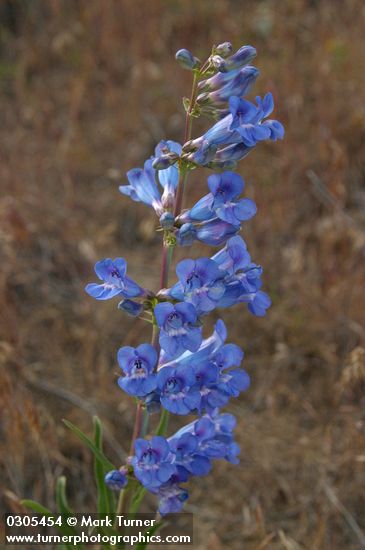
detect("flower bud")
[175,49,197,70]
[198,66,259,109]
[145,391,161,414]
[217,45,257,73]
[104,468,128,491]
[205,160,237,171]
[187,140,217,165]
[214,142,251,163]
[152,152,179,170]
[176,223,197,247]
[211,55,226,71]
[196,218,239,246]
[118,299,144,317]
[159,211,175,230]
[215,42,233,57]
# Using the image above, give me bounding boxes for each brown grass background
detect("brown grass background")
[1,1,365,548]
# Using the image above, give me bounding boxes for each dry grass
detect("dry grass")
[1,1,365,548]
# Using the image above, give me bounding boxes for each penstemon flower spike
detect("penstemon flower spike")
[22,43,283,537]
[84,43,284,518]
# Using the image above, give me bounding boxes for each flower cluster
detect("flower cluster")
[132,413,239,515]
[86,42,283,515]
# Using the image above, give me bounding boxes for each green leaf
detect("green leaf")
[93,416,115,515]
[129,485,147,516]
[135,521,164,550]
[21,500,54,516]
[63,419,115,471]
[182,97,190,113]
[56,476,73,515]
[22,495,83,550]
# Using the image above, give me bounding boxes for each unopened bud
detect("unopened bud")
[104,468,128,491]
[118,299,143,317]
[215,42,233,57]
[152,152,179,170]
[211,55,226,71]
[159,211,175,229]
[145,392,161,414]
[175,49,197,70]
[176,223,197,247]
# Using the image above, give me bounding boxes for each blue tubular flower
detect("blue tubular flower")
[154,302,202,359]
[119,159,163,214]
[211,235,251,274]
[180,172,256,232]
[169,258,226,314]
[196,218,240,246]
[157,365,201,415]
[117,344,157,397]
[159,319,227,369]
[176,223,197,247]
[193,353,249,414]
[210,142,251,164]
[198,69,240,94]
[169,432,211,477]
[187,93,284,169]
[104,468,128,490]
[208,171,256,224]
[212,45,257,73]
[153,140,182,208]
[197,66,259,109]
[151,482,189,515]
[85,258,145,300]
[229,93,285,145]
[132,436,176,488]
[118,299,144,317]
[247,290,272,316]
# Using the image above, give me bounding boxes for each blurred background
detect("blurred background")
[1,1,365,548]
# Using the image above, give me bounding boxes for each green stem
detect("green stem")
[155,408,169,436]
[174,71,199,217]
[124,68,199,516]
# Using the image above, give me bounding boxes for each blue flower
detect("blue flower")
[204,93,284,147]
[169,258,226,314]
[185,92,284,168]
[170,413,240,465]
[211,235,251,274]
[157,365,201,415]
[186,171,256,225]
[216,264,271,316]
[153,140,182,209]
[117,344,157,397]
[211,237,272,317]
[154,302,202,359]
[176,223,197,247]
[159,318,227,369]
[118,299,144,317]
[104,469,128,490]
[192,343,249,414]
[132,436,176,488]
[85,258,145,300]
[119,159,163,214]
[151,482,189,515]
[195,218,240,246]
[120,141,182,213]
[169,432,212,477]
[197,66,259,110]
[212,45,257,73]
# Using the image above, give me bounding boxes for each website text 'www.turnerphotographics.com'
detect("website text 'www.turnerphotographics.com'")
[4,514,193,546]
